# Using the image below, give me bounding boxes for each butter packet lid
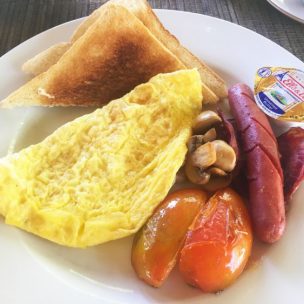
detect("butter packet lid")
[254,67,304,122]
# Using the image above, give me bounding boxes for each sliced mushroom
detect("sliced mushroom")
[185,158,211,185]
[191,142,216,170]
[185,133,236,190]
[202,128,217,142]
[187,129,217,154]
[207,166,227,176]
[213,140,236,172]
[187,135,205,153]
[193,111,222,134]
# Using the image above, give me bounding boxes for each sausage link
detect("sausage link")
[228,83,285,243]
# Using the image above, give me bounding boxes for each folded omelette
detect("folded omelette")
[0,70,202,247]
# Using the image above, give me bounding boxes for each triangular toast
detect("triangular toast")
[20,0,227,104]
[2,5,190,107]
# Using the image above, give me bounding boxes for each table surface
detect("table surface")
[0,0,303,62]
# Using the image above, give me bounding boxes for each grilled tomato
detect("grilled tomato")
[131,189,208,287]
[179,188,252,293]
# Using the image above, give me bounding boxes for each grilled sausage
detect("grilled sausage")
[228,83,285,243]
[278,127,304,202]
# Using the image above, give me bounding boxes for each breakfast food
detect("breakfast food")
[185,110,237,191]
[278,127,304,202]
[1,0,303,294]
[132,189,208,287]
[23,42,71,76]
[228,83,285,243]
[179,188,252,292]
[132,187,252,292]
[19,0,227,105]
[1,5,190,108]
[0,69,202,247]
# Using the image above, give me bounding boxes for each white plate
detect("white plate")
[267,0,304,23]
[1,9,304,304]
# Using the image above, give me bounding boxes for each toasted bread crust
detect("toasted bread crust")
[2,5,187,107]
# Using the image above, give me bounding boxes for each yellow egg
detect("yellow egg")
[0,69,202,247]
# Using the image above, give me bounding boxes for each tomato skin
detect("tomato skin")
[131,189,208,287]
[179,188,252,293]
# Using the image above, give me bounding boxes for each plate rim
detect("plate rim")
[1,8,304,304]
[266,0,304,24]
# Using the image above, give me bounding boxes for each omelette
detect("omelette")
[0,69,202,247]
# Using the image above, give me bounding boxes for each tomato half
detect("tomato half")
[179,188,252,292]
[131,189,208,287]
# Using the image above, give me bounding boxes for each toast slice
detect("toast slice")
[2,5,189,107]
[22,42,71,76]
[22,0,226,103]
[112,0,227,99]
